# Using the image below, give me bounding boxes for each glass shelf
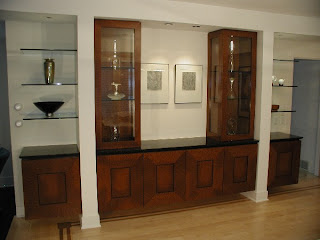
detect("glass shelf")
[21,48,77,54]
[273,59,299,62]
[23,112,78,120]
[272,85,297,88]
[101,66,135,70]
[102,98,135,102]
[22,82,78,86]
[210,70,251,73]
[271,110,296,113]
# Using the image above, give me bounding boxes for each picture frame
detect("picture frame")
[141,63,169,104]
[175,64,202,103]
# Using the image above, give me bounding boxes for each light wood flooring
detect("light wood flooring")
[7,171,320,240]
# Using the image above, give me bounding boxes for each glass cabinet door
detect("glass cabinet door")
[207,29,256,141]
[95,20,141,149]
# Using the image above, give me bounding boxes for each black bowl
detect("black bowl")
[34,101,64,117]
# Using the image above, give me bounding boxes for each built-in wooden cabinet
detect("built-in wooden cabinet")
[268,140,301,188]
[186,148,224,200]
[97,153,144,213]
[223,144,257,193]
[207,29,257,141]
[22,155,81,219]
[97,143,258,215]
[94,19,141,150]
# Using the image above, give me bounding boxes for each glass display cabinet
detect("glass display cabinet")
[94,20,141,149]
[207,29,257,141]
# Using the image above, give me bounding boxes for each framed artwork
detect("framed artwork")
[175,64,202,103]
[141,63,169,104]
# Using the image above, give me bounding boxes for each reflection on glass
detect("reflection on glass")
[228,36,236,99]
[112,40,120,70]
[228,77,236,100]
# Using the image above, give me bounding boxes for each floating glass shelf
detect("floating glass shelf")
[272,85,297,88]
[23,112,78,120]
[22,82,78,86]
[271,110,296,113]
[21,48,77,54]
[273,59,299,62]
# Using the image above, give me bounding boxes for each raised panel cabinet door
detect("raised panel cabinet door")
[186,147,224,200]
[143,151,186,207]
[22,156,81,219]
[97,153,143,213]
[223,144,257,193]
[268,140,301,188]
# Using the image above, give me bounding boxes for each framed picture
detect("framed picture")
[141,63,169,104]
[175,64,202,103]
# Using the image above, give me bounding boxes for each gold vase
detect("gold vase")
[44,58,55,84]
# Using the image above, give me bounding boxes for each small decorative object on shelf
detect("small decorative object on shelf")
[112,40,120,70]
[228,77,236,100]
[278,78,285,86]
[107,82,125,100]
[272,75,277,86]
[33,101,64,117]
[272,104,279,111]
[227,117,237,135]
[44,58,55,84]
[110,125,120,141]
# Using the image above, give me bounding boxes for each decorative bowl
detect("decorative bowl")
[33,101,64,117]
[272,104,280,111]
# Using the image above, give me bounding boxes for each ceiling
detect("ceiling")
[171,0,320,18]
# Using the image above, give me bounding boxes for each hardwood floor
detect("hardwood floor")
[7,172,320,240]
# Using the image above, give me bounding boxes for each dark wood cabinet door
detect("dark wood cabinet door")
[223,144,257,193]
[268,140,301,188]
[143,151,185,207]
[22,156,81,219]
[97,153,143,213]
[185,148,224,200]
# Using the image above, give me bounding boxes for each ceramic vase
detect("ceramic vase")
[44,58,55,84]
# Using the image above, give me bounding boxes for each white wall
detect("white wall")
[6,20,77,216]
[1,0,320,229]
[141,28,207,140]
[0,21,13,187]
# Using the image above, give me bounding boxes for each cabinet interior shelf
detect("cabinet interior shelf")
[272,85,297,88]
[102,98,135,102]
[22,83,78,86]
[23,112,78,120]
[21,48,77,54]
[101,66,135,70]
[271,110,296,113]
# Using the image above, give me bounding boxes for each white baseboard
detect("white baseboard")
[80,214,101,229]
[241,190,269,203]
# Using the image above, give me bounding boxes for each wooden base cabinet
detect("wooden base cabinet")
[22,156,81,219]
[186,148,224,200]
[223,144,257,193]
[97,154,143,213]
[268,140,301,188]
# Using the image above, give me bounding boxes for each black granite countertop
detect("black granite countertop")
[270,132,303,142]
[97,137,259,155]
[20,144,79,160]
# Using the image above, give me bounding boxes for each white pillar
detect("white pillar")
[77,14,101,229]
[242,31,274,202]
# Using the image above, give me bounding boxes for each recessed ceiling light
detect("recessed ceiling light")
[193,25,200,28]
[46,16,52,19]
[165,23,173,26]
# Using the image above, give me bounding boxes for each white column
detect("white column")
[77,14,101,229]
[242,31,274,202]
